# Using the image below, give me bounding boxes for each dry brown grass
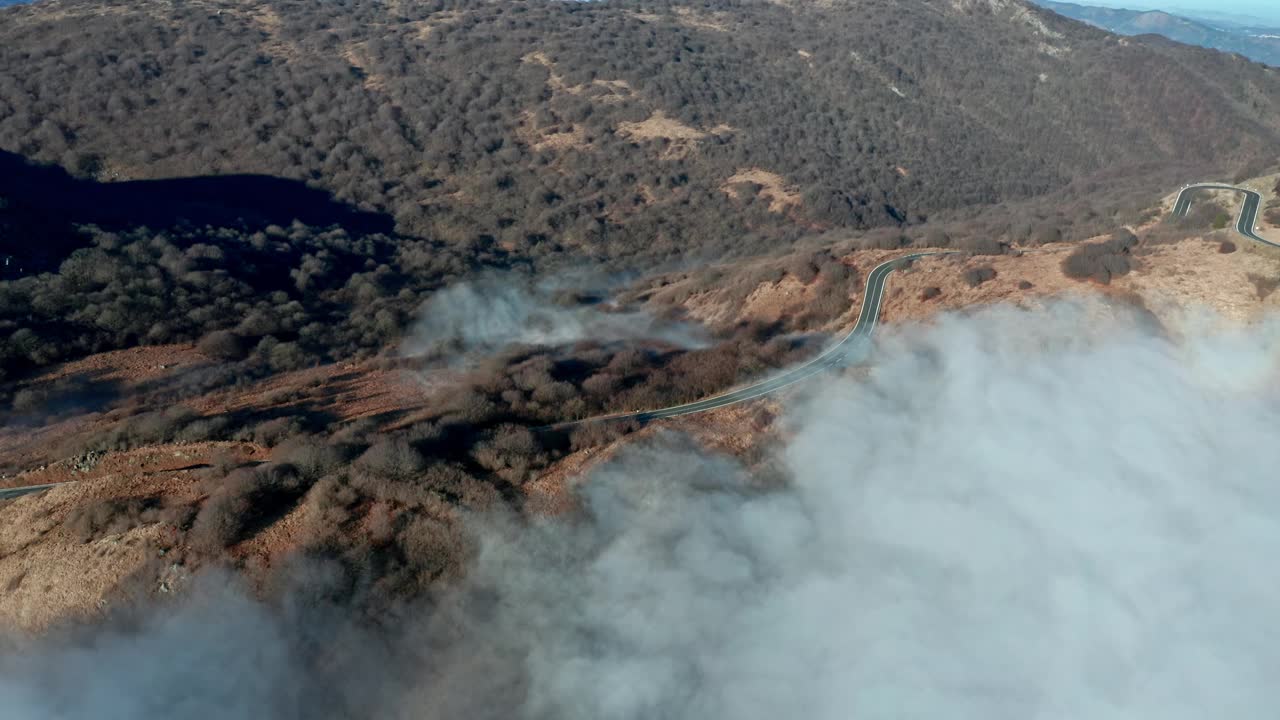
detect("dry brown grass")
[523,51,635,103]
[5,228,1277,633]
[616,111,709,141]
[516,110,590,152]
[615,111,712,160]
[342,42,391,93]
[722,168,803,213]
[0,447,239,631]
[404,9,463,40]
[672,6,733,32]
[0,347,441,477]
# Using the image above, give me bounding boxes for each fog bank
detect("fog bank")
[401,273,705,358]
[5,302,1280,719]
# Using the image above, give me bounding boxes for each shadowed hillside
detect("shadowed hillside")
[0,150,393,273]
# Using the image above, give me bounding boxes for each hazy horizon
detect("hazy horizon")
[1051,0,1280,26]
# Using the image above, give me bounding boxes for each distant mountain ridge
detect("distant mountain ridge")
[1034,1,1280,66]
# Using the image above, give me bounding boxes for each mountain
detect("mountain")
[6,0,1280,669]
[1034,1,1280,66]
[2,0,1280,277]
[5,0,1280,381]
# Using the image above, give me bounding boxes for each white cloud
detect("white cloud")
[466,301,1280,720]
[6,301,1280,719]
[401,272,706,359]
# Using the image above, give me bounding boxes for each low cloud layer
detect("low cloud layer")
[5,302,1280,718]
[401,273,705,358]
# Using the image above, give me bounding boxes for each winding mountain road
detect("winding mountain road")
[545,251,957,429]
[3,183,1276,497]
[554,182,1279,429]
[1172,183,1279,248]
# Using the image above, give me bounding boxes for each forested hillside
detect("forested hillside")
[2,0,1279,270]
[6,0,1280,636]
[3,0,1280,383]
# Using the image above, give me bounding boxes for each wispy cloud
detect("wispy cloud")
[401,272,706,359]
[6,301,1280,719]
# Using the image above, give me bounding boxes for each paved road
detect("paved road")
[0,483,61,500]
[1172,183,1279,248]
[545,251,957,429]
[6,184,1275,496]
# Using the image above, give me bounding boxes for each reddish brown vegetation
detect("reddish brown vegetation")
[1248,273,1280,301]
[1267,178,1280,225]
[963,266,997,287]
[1062,229,1139,285]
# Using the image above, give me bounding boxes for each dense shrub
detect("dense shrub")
[84,406,205,451]
[955,235,1006,255]
[197,330,247,361]
[1061,230,1139,284]
[1248,273,1280,300]
[922,229,951,248]
[0,222,465,380]
[963,266,997,287]
[271,437,347,480]
[1266,180,1280,225]
[355,438,427,482]
[189,464,312,551]
[248,416,308,448]
[64,496,191,542]
[1179,199,1229,230]
[568,418,641,451]
[4,0,1276,292]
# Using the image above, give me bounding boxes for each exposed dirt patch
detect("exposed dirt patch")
[342,42,388,93]
[617,110,709,142]
[1122,235,1280,323]
[21,344,208,387]
[246,4,306,63]
[523,51,635,104]
[404,9,463,40]
[0,445,257,631]
[2,442,267,492]
[722,168,803,213]
[184,361,444,432]
[648,229,1280,341]
[676,272,819,327]
[616,111,714,160]
[672,6,733,32]
[517,110,590,152]
[878,247,1087,324]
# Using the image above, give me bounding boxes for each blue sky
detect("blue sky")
[1073,0,1280,25]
